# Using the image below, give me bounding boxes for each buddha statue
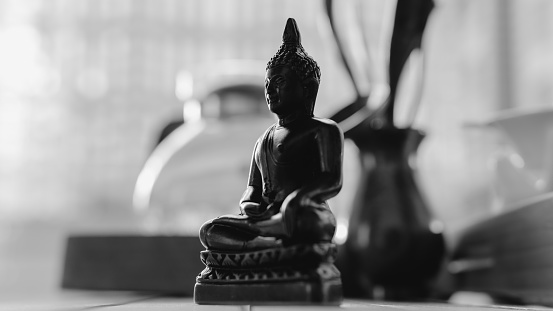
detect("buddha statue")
[194,18,344,305]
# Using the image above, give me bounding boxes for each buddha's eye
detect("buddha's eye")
[275,77,286,86]
[266,76,285,90]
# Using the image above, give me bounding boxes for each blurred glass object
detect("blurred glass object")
[393,49,425,128]
[329,0,395,104]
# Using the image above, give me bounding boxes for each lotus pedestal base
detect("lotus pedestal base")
[194,243,343,305]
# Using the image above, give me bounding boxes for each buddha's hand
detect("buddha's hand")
[241,202,271,220]
[242,201,282,221]
[282,190,318,211]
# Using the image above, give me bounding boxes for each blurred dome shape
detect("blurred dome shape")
[484,106,553,209]
[138,117,273,235]
[133,60,274,235]
[489,106,553,173]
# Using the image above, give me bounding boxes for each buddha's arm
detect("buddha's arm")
[239,141,264,216]
[288,121,344,207]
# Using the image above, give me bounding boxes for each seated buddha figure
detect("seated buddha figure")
[199,18,343,252]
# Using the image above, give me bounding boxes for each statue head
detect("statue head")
[266,18,321,117]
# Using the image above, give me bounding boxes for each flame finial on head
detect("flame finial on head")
[267,18,320,85]
[283,18,301,46]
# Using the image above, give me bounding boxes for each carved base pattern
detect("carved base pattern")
[200,242,337,268]
[197,243,339,284]
[194,243,343,304]
[198,262,341,284]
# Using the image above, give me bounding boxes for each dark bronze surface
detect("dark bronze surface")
[195,17,344,304]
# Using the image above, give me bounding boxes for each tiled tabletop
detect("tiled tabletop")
[1,222,551,311]
[2,294,552,311]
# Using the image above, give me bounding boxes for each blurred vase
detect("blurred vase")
[338,127,445,299]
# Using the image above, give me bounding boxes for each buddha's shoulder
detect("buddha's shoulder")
[309,117,342,134]
[255,123,277,143]
[310,117,338,127]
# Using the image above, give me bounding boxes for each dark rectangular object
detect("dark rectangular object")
[62,235,205,295]
[452,194,553,306]
[194,280,342,305]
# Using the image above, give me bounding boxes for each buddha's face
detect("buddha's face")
[265,66,305,117]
